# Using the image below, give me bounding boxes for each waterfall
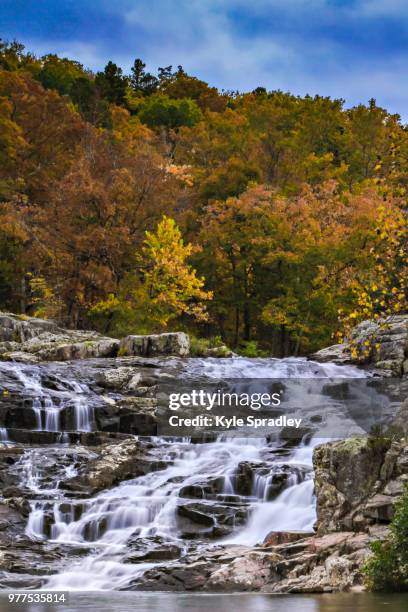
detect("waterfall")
[0,355,382,591]
[0,361,96,434]
[73,397,94,432]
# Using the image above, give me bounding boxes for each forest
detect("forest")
[0,39,407,356]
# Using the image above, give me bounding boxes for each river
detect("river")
[0,591,407,611]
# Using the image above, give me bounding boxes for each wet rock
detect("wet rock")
[95,397,158,435]
[179,477,224,499]
[5,497,31,518]
[322,382,350,400]
[60,439,153,495]
[231,462,308,499]
[119,333,190,357]
[3,429,131,446]
[263,531,314,547]
[136,561,212,591]
[0,502,26,534]
[233,462,254,495]
[125,536,182,563]
[176,501,248,537]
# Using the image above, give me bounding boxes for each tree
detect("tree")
[197,181,382,353]
[35,54,87,96]
[90,217,212,333]
[337,195,408,357]
[137,216,212,327]
[129,58,158,96]
[138,94,202,131]
[160,70,226,112]
[95,61,128,106]
[70,76,111,126]
[0,39,36,71]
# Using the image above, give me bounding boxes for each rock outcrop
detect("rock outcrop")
[60,439,155,496]
[119,332,190,358]
[0,313,191,361]
[130,528,386,593]
[311,314,408,376]
[313,436,408,534]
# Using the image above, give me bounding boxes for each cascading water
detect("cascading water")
[0,361,96,434]
[0,356,390,591]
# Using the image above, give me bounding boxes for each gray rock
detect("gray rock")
[60,439,153,496]
[310,343,352,365]
[95,367,136,389]
[119,332,190,357]
[311,315,408,376]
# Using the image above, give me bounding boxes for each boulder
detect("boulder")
[310,343,352,365]
[311,315,408,376]
[313,436,408,534]
[125,535,182,563]
[95,367,137,389]
[60,439,154,496]
[363,494,395,522]
[176,501,249,537]
[119,333,190,357]
[207,551,275,591]
[263,531,314,547]
[0,313,59,343]
[179,476,224,499]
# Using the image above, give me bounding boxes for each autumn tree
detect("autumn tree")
[90,216,212,333]
[337,195,408,358]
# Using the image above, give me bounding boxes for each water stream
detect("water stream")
[0,356,396,592]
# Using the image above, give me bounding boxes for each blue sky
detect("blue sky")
[2,0,407,117]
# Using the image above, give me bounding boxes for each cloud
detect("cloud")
[353,0,408,17]
[8,0,408,120]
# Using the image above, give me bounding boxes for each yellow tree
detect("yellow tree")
[138,216,212,328]
[338,197,407,359]
[90,216,212,333]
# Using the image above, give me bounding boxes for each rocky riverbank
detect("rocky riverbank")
[311,314,408,377]
[0,312,406,593]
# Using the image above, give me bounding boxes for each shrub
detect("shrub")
[238,340,268,358]
[190,335,228,357]
[364,484,408,591]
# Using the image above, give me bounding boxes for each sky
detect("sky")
[2,0,407,117]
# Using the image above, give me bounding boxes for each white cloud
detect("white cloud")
[353,0,408,17]
[23,1,408,121]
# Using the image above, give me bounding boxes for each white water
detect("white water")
[0,356,377,591]
[0,361,95,433]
